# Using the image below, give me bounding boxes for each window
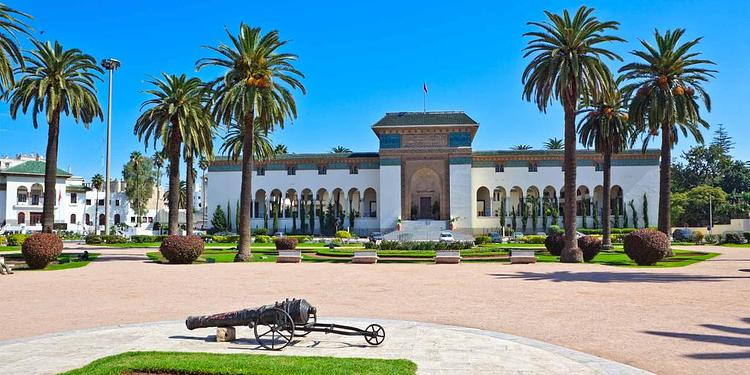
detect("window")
[70,193,78,204]
[528,163,538,172]
[98,214,105,226]
[257,167,265,176]
[318,165,327,175]
[30,213,42,225]
[131,216,136,223]
[70,214,77,224]
[114,214,121,225]
[495,164,504,173]
[86,199,92,205]
[98,199,104,206]
[115,199,120,206]
[287,165,296,175]
[148,217,153,223]
[595,163,603,172]
[349,165,359,174]
[17,212,25,225]
[85,213,91,225]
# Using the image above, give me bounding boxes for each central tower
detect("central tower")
[372,111,478,229]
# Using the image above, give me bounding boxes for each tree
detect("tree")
[182,109,214,235]
[0,4,31,95]
[331,146,351,153]
[273,144,289,155]
[199,157,209,229]
[135,74,212,235]
[122,151,156,226]
[226,200,232,232]
[219,121,276,161]
[619,29,716,236]
[91,173,104,232]
[162,180,187,209]
[543,137,563,150]
[9,40,103,232]
[510,144,533,150]
[522,6,623,262]
[198,24,305,261]
[578,89,633,249]
[671,185,727,227]
[211,205,227,232]
[629,200,639,228]
[152,151,165,224]
[711,124,734,154]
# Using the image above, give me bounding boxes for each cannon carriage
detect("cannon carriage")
[186,298,385,350]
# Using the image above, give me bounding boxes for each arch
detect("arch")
[476,186,491,217]
[593,185,604,220]
[284,188,298,218]
[363,187,377,218]
[558,187,566,213]
[114,213,121,225]
[16,186,28,203]
[576,186,591,216]
[254,189,267,219]
[347,188,361,216]
[492,186,507,217]
[85,213,91,225]
[407,167,443,220]
[315,188,329,216]
[611,185,624,214]
[525,186,542,220]
[509,186,524,216]
[269,189,283,218]
[98,213,105,226]
[70,213,77,224]
[331,188,346,217]
[30,183,43,206]
[17,212,25,225]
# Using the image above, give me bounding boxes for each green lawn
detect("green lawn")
[4,252,100,271]
[97,241,363,249]
[718,243,750,248]
[534,247,719,267]
[0,245,21,252]
[61,351,416,375]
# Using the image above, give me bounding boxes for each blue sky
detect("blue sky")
[0,0,747,180]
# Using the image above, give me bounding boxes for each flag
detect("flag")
[423,82,428,93]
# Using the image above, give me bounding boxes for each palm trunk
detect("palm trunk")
[602,149,613,250]
[42,110,61,233]
[185,155,194,235]
[235,114,255,262]
[658,122,671,235]
[168,129,182,235]
[560,103,583,262]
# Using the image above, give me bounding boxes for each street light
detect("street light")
[101,58,120,235]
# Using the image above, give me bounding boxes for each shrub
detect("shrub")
[723,232,747,244]
[672,228,693,242]
[253,228,269,236]
[546,225,564,236]
[21,233,63,269]
[0,236,6,246]
[101,235,127,244]
[704,234,721,244]
[370,241,473,251]
[159,235,204,264]
[692,231,705,244]
[578,235,602,262]
[744,232,750,243]
[254,235,271,244]
[212,235,239,243]
[287,235,311,243]
[7,233,29,246]
[85,234,102,244]
[274,237,298,250]
[521,235,546,244]
[474,236,491,245]
[544,234,564,256]
[623,229,671,266]
[611,234,625,243]
[131,235,166,243]
[335,230,351,239]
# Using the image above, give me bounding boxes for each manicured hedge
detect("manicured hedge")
[520,235,546,244]
[7,233,29,246]
[474,236,492,245]
[723,232,747,244]
[22,233,63,269]
[85,234,127,244]
[578,228,639,235]
[623,229,671,266]
[578,235,602,262]
[131,235,167,243]
[365,241,474,251]
[274,237,298,250]
[544,234,564,256]
[212,235,240,243]
[159,235,204,264]
[254,235,272,244]
[335,230,351,239]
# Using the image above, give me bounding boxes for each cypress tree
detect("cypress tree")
[226,201,232,232]
[272,201,279,233]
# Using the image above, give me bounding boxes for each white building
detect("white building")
[0,154,172,235]
[206,112,660,237]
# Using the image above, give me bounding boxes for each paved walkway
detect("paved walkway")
[1,244,749,374]
[0,318,649,375]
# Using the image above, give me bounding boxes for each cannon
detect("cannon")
[185,298,385,350]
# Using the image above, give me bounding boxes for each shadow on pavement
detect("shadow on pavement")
[489,271,750,283]
[644,318,750,360]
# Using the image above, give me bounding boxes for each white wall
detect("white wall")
[378,165,399,230]
[450,164,472,229]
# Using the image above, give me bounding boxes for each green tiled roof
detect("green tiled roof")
[372,111,478,127]
[472,149,661,157]
[213,152,379,162]
[0,161,73,177]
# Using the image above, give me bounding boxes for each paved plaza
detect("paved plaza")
[1,244,749,374]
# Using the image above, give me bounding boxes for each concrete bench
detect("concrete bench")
[435,250,461,264]
[510,249,537,264]
[276,250,302,263]
[352,250,378,264]
[0,256,13,275]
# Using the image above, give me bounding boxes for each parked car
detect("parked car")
[274,232,284,237]
[368,232,383,242]
[512,232,525,240]
[439,231,455,242]
[575,231,585,238]
[488,232,503,243]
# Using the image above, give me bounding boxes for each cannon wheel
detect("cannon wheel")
[254,308,295,350]
[364,324,385,345]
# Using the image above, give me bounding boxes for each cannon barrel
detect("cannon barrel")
[185,298,315,330]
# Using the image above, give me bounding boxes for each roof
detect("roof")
[372,111,478,127]
[212,152,379,162]
[472,149,661,157]
[0,161,73,177]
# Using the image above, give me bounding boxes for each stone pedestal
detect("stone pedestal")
[216,326,236,342]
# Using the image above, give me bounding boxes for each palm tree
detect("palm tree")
[163,180,187,209]
[9,40,103,232]
[199,157,209,229]
[91,173,104,232]
[219,121,276,162]
[510,144,533,150]
[0,4,31,95]
[522,6,623,262]
[331,146,351,153]
[134,73,213,235]
[152,151,165,225]
[273,144,288,155]
[182,109,214,235]
[543,137,563,150]
[578,89,633,249]
[619,29,716,235]
[197,24,306,261]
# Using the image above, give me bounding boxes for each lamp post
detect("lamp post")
[101,58,120,235]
